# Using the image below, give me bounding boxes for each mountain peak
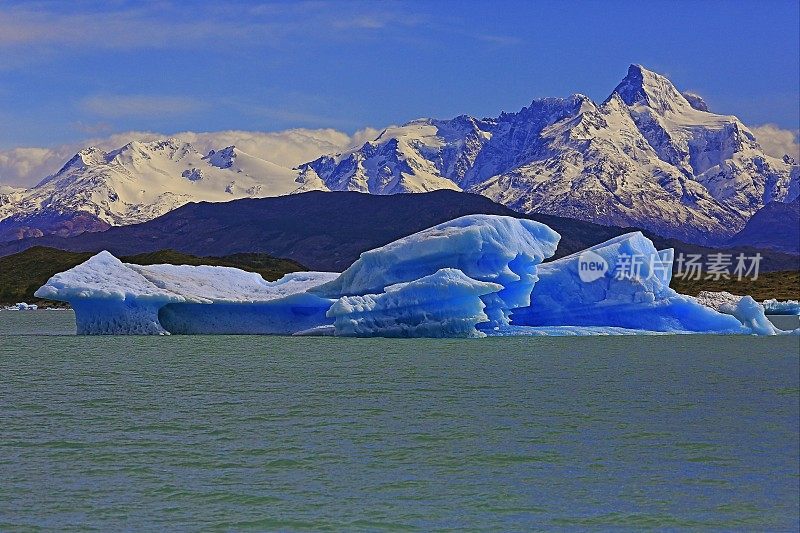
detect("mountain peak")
[62,147,106,170]
[607,64,691,114]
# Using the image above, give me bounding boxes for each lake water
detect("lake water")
[1,311,798,530]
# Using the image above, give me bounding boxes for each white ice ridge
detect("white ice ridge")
[313,214,560,330]
[35,251,338,334]
[36,215,795,336]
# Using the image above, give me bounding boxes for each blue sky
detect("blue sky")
[1,0,798,149]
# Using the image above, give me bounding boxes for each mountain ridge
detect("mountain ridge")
[726,198,800,254]
[300,64,798,244]
[0,138,301,241]
[1,65,797,247]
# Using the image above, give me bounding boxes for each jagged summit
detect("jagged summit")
[606,64,694,114]
[66,146,106,168]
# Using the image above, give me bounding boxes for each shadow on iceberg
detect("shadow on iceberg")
[36,215,797,337]
[326,269,502,338]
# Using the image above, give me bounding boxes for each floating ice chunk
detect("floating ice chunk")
[725,296,782,336]
[327,269,502,338]
[35,251,338,335]
[3,302,38,311]
[511,233,748,334]
[313,215,560,329]
[762,298,800,315]
[35,220,792,337]
[695,291,791,335]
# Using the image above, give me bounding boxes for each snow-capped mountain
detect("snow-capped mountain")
[298,65,798,244]
[2,64,797,246]
[0,139,300,240]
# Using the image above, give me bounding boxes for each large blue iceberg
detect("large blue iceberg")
[36,215,797,336]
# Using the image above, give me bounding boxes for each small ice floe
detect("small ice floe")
[3,302,39,311]
[762,299,800,316]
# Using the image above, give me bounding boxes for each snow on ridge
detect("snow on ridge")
[0,135,315,231]
[682,91,709,112]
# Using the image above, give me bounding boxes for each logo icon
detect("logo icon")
[578,250,608,282]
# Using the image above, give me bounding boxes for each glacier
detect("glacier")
[35,215,797,337]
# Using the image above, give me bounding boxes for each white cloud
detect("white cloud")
[0,5,272,49]
[163,128,382,168]
[750,124,800,160]
[0,127,381,188]
[80,95,205,118]
[0,147,73,187]
[476,34,523,46]
[0,2,428,52]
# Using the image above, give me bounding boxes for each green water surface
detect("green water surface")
[1,312,798,530]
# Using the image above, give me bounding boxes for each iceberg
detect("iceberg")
[34,251,337,335]
[722,296,784,336]
[510,233,750,334]
[35,215,794,337]
[313,214,560,330]
[694,291,795,336]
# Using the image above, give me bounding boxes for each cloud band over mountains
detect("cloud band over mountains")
[0,128,381,188]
